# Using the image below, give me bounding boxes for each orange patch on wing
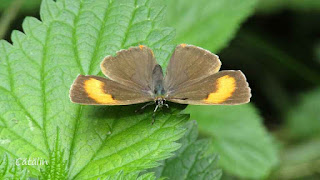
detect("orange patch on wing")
[139,45,144,49]
[84,78,117,104]
[180,43,187,47]
[205,75,236,103]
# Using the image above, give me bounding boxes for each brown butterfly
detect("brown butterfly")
[70,44,251,123]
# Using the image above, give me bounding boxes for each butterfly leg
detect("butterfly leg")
[152,113,156,125]
[154,104,159,112]
[151,104,160,125]
[135,101,154,113]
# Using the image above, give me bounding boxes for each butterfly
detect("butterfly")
[70,44,251,123]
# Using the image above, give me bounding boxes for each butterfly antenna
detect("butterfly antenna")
[171,97,188,100]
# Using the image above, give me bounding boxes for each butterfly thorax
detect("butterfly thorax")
[152,64,169,109]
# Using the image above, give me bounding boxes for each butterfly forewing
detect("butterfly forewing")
[164,44,221,93]
[100,45,157,92]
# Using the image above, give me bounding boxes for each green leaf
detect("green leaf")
[286,88,320,139]
[185,104,278,179]
[0,0,189,179]
[39,129,68,179]
[0,153,28,179]
[151,121,222,180]
[164,0,258,52]
[274,137,320,179]
[103,170,157,180]
[0,0,41,12]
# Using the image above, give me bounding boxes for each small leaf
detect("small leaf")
[150,121,222,180]
[164,0,258,52]
[274,137,320,179]
[286,88,320,139]
[185,104,278,179]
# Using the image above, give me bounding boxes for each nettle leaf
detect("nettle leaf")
[39,129,68,179]
[286,88,320,139]
[150,121,222,180]
[0,154,28,179]
[185,104,278,179]
[164,0,258,52]
[105,170,157,180]
[0,0,189,179]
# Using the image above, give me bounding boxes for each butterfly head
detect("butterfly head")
[155,96,166,108]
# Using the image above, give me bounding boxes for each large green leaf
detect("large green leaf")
[164,0,258,52]
[151,121,222,180]
[286,88,320,139]
[185,104,278,179]
[0,0,189,179]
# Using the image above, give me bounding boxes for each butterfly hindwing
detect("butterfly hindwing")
[167,70,251,105]
[70,75,152,105]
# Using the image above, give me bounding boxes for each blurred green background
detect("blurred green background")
[1,0,319,179]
